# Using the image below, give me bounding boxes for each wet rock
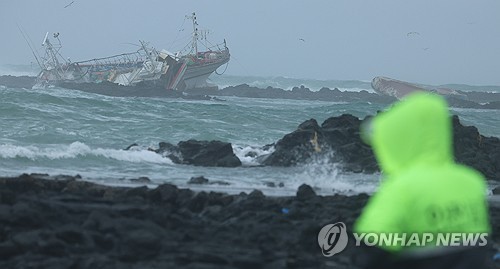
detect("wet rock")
[188,176,210,185]
[0,175,498,268]
[209,180,231,186]
[261,128,321,166]
[260,113,499,180]
[217,84,397,104]
[132,140,243,168]
[119,229,162,261]
[188,192,209,213]
[297,184,316,201]
[177,140,241,167]
[248,189,265,200]
[129,177,151,184]
[0,241,23,260]
[244,151,258,158]
[155,142,182,163]
[155,142,178,155]
[264,181,276,188]
[493,187,500,195]
[453,115,500,181]
[123,143,138,150]
[262,114,377,172]
[263,182,285,188]
[4,75,500,109]
[188,176,231,186]
[297,118,320,131]
[62,180,107,197]
[148,183,180,204]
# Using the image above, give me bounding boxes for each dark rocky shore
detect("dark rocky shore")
[1,174,499,269]
[2,75,500,109]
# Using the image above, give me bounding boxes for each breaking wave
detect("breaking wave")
[288,153,379,195]
[232,144,274,166]
[0,141,172,164]
[211,75,375,92]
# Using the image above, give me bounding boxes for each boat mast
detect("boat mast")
[42,32,68,78]
[139,40,158,72]
[186,12,199,56]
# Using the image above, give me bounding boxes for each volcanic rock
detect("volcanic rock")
[261,114,500,181]
[177,140,241,167]
[262,114,378,173]
[453,115,500,181]
[2,174,498,268]
[154,140,242,168]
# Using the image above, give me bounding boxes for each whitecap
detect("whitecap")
[0,142,173,164]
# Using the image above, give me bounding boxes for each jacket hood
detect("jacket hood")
[369,93,453,176]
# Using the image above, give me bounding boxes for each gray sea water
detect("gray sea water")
[1,73,500,195]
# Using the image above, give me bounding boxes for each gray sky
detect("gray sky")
[1,0,499,85]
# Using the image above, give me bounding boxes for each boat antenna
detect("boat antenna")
[41,32,70,78]
[17,24,43,69]
[186,12,199,56]
[139,40,158,72]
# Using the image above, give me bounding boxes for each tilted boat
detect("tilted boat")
[169,13,230,90]
[34,12,229,90]
[371,76,466,99]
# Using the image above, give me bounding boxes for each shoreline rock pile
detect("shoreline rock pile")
[1,174,499,268]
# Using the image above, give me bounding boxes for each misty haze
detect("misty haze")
[1,1,500,268]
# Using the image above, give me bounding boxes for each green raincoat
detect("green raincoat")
[354,93,490,253]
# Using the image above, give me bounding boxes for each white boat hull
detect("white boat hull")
[182,59,229,89]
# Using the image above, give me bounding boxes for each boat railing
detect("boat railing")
[74,51,146,67]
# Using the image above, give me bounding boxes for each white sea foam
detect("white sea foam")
[337,87,376,93]
[30,86,108,100]
[232,144,275,166]
[285,154,379,195]
[0,67,38,77]
[0,142,172,164]
[211,75,374,92]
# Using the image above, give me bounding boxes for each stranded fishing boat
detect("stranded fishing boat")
[371,76,466,99]
[33,12,229,90]
[168,13,230,90]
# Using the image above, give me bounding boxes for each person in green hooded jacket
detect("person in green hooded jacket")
[354,92,491,268]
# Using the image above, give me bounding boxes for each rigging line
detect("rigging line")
[215,61,229,75]
[24,27,42,58]
[169,35,192,51]
[203,38,216,50]
[16,24,43,69]
[229,54,251,75]
[168,17,187,51]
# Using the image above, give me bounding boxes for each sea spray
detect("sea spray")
[0,142,172,164]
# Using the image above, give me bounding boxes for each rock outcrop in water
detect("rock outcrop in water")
[132,114,500,180]
[0,174,499,268]
[186,84,398,104]
[154,140,241,167]
[3,75,500,109]
[261,114,378,174]
[452,115,500,181]
[261,114,500,181]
